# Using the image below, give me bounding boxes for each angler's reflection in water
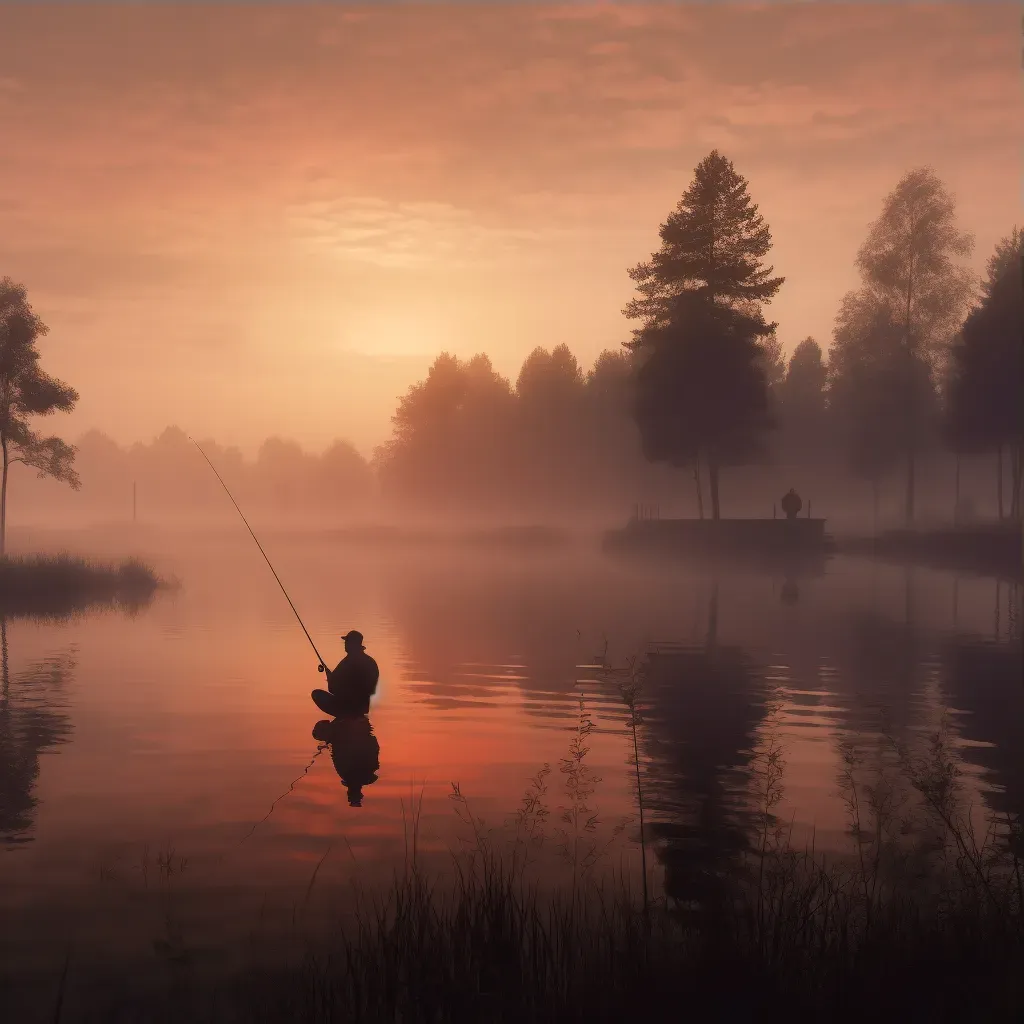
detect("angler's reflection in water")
[312,715,381,807]
[0,618,74,844]
[779,576,799,606]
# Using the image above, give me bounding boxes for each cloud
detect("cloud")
[0,3,1016,452]
[286,196,552,269]
[1,4,1015,204]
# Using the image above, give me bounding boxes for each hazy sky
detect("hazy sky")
[1,4,1019,457]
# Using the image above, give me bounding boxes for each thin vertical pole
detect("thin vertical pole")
[133,481,137,523]
[997,444,1004,521]
[954,452,961,525]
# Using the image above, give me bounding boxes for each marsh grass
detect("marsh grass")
[226,681,1022,1023]
[24,678,1024,1023]
[0,554,164,617]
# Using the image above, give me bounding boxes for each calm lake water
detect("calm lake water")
[1,529,1021,1010]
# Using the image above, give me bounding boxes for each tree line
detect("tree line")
[1,152,1020,540]
[376,153,1021,524]
[72,427,375,521]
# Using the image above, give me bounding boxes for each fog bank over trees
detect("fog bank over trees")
[10,427,375,529]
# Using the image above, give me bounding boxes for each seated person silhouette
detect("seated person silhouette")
[312,630,379,717]
[780,488,803,521]
[313,715,380,807]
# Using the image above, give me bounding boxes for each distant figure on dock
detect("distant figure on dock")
[781,488,803,521]
[312,630,380,717]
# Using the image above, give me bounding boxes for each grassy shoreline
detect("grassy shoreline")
[31,814,1023,1023]
[0,553,165,617]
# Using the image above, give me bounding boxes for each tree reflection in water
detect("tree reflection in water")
[0,618,75,845]
[637,582,769,909]
[943,586,1023,821]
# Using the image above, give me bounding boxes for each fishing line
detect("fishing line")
[237,740,329,844]
[189,436,327,670]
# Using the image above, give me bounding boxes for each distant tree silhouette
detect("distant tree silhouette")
[756,330,787,403]
[624,151,784,519]
[0,279,79,553]
[516,344,585,406]
[582,349,638,497]
[828,290,936,528]
[946,228,1023,520]
[455,354,517,506]
[375,352,516,514]
[128,426,226,512]
[53,425,372,524]
[783,338,827,417]
[372,344,684,521]
[514,344,586,507]
[851,168,974,525]
[585,349,633,412]
[321,439,375,506]
[256,437,312,511]
[778,337,828,463]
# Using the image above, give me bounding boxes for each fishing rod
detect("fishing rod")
[190,437,328,672]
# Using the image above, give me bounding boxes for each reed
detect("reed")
[228,691,1024,1023]
[20,696,1024,1023]
[0,553,163,617]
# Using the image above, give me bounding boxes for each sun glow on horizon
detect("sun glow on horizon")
[340,309,454,360]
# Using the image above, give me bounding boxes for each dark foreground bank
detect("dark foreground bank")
[35,845,1023,1024]
[0,554,164,617]
[20,721,1024,1024]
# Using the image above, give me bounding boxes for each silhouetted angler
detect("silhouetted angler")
[313,715,380,807]
[781,488,802,520]
[312,630,379,717]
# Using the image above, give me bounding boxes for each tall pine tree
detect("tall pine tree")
[624,151,783,519]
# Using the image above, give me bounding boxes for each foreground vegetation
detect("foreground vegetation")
[233,720,1023,1024]
[31,692,1023,1024]
[0,553,162,617]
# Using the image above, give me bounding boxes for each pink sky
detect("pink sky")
[1,4,1019,457]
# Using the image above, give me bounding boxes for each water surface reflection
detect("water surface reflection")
[0,619,75,845]
[312,715,381,807]
[0,537,1019,1002]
